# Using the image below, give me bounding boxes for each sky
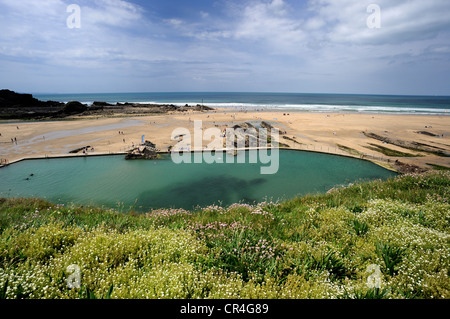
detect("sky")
[0,0,449,95]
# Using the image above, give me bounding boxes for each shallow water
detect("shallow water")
[0,150,397,211]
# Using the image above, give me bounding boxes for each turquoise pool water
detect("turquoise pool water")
[0,150,397,211]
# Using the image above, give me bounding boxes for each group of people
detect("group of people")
[82,147,95,155]
[0,130,18,145]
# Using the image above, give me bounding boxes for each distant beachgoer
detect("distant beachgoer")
[11,138,14,143]
[123,139,125,143]
[16,126,19,129]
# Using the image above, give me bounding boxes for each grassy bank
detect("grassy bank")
[0,171,449,299]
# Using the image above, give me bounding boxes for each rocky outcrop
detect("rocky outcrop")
[0,89,61,109]
[0,89,64,119]
[69,146,91,154]
[229,121,281,148]
[363,131,449,157]
[125,147,159,160]
[415,131,439,137]
[393,160,427,174]
[0,90,216,120]
[63,101,88,114]
[125,141,159,160]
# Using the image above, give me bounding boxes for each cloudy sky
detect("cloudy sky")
[1,0,449,95]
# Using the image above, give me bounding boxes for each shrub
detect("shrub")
[375,241,406,276]
[350,219,369,236]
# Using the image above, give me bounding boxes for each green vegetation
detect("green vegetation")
[337,144,362,156]
[0,171,449,299]
[427,163,450,171]
[364,143,421,157]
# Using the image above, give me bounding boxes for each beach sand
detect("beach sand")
[1,110,449,172]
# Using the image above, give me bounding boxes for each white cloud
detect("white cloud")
[234,0,302,41]
[1,0,449,94]
[83,0,143,27]
[307,0,450,45]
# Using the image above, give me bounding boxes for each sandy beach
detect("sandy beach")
[0,110,449,172]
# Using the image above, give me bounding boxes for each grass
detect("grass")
[0,170,449,299]
[337,144,362,156]
[427,163,450,171]
[364,143,421,157]
[375,241,407,276]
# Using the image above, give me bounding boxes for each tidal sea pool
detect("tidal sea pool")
[0,150,397,212]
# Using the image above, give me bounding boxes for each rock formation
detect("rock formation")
[125,141,159,160]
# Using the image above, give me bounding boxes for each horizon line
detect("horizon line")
[25,90,450,98]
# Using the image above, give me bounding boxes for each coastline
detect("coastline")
[1,109,449,173]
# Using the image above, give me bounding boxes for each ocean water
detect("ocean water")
[0,150,397,212]
[34,92,450,115]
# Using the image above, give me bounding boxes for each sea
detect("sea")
[33,92,450,115]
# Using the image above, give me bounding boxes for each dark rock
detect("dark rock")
[416,131,438,137]
[69,146,91,154]
[125,146,159,160]
[142,140,156,148]
[64,101,88,114]
[92,101,113,107]
[0,89,63,109]
[0,89,65,119]
[363,131,449,157]
[394,161,427,174]
[0,90,216,120]
[0,89,38,108]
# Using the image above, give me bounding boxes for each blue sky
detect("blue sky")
[1,0,450,95]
